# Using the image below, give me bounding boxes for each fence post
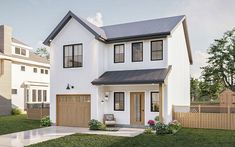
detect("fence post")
[228,105,231,130]
[198,105,201,128]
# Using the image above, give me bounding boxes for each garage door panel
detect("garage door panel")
[57,95,91,127]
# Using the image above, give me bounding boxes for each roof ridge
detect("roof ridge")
[101,15,185,28]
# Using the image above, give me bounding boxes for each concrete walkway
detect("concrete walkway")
[0,126,144,147]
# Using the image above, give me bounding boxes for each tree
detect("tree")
[190,78,200,102]
[202,28,235,91]
[35,47,50,60]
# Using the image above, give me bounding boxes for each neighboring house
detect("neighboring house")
[0,25,50,115]
[219,89,235,106]
[44,11,192,127]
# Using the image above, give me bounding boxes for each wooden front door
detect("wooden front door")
[56,95,91,127]
[130,92,145,125]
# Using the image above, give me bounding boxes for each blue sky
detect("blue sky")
[1,0,235,78]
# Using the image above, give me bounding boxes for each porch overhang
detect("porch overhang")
[91,66,172,85]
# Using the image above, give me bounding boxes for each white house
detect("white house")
[0,25,50,114]
[44,11,192,127]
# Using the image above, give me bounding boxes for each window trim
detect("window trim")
[132,42,143,62]
[151,40,163,61]
[150,91,159,112]
[63,43,83,68]
[114,92,125,111]
[114,44,125,63]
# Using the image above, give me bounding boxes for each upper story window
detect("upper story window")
[41,69,44,74]
[63,44,83,68]
[12,89,17,94]
[15,47,26,56]
[45,69,48,74]
[151,40,163,60]
[21,66,25,71]
[132,42,143,62]
[33,68,37,73]
[114,44,125,63]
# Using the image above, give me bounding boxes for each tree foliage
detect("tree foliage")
[35,47,50,59]
[202,28,235,91]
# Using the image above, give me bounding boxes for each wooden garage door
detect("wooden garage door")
[57,95,91,127]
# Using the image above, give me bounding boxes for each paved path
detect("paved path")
[0,126,144,147]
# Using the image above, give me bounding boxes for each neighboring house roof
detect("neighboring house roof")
[91,66,172,85]
[12,51,49,64]
[43,11,192,64]
[12,37,30,47]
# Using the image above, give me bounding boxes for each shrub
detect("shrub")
[155,122,171,135]
[154,116,160,122]
[88,119,106,130]
[11,108,21,115]
[144,127,154,134]
[40,116,51,127]
[168,120,182,134]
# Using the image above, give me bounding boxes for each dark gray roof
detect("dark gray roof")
[92,66,171,85]
[43,11,192,64]
[101,15,184,41]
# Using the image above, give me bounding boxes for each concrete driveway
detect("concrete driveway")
[0,126,144,147]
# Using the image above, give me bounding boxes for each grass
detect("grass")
[29,128,235,147]
[0,114,42,135]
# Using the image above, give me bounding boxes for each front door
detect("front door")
[130,92,145,125]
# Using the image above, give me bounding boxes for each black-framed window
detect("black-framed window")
[41,69,44,74]
[151,92,159,112]
[63,44,83,68]
[33,68,37,73]
[21,66,25,71]
[114,44,125,63]
[114,92,125,111]
[12,89,17,94]
[132,42,143,62]
[151,40,163,60]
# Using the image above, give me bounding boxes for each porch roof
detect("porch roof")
[91,66,171,85]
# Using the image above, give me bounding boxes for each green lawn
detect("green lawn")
[0,114,42,135]
[29,128,235,147]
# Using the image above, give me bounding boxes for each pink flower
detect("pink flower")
[148,120,155,125]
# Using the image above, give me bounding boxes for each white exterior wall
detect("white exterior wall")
[11,63,50,110]
[166,23,190,123]
[50,18,104,123]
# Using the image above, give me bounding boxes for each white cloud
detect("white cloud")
[190,51,209,79]
[87,12,103,27]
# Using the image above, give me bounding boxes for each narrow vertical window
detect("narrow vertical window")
[151,92,159,112]
[33,68,37,73]
[38,90,42,102]
[73,44,83,67]
[43,90,47,102]
[114,92,125,111]
[45,69,48,74]
[41,69,44,74]
[132,42,143,62]
[32,89,37,102]
[151,40,163,60]
[114,44,125,63]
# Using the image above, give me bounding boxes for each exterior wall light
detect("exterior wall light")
[66,84,74,90]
